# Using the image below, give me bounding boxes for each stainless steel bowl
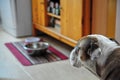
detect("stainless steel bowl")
[23,42,49,56]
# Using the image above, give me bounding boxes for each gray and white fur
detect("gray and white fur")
[70,34,120,80]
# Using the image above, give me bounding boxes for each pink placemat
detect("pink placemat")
[5,42,68,66]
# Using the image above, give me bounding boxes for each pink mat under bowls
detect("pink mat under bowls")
[5,42,68,66]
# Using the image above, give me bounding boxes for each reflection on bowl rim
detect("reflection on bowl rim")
[25,37,40,43]
[23,42,49,50]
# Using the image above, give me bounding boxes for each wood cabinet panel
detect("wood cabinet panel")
[32,0,38,23]
[37,0,46,26]
[32,0,91,47]
[61,0,83,41]
[92,0,116,38]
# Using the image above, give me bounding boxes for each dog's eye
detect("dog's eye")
[87,43,99,56]
[90,43,99,51]
[88,49,92,56]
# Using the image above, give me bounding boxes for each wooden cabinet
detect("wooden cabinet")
[92,0,116,38]
[32,0,91,47]
[61,0,83,41]
[32,0,38,23]
[37,0,47,26]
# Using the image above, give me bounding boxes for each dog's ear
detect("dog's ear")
[109,38,120,45]
[70,46,82,67]
[87,41,102,61]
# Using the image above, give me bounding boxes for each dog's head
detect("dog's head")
[70,34,119,68]
[70,35,102,67]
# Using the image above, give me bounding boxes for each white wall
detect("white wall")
[0,11,1,26]
[0,0,32,37]
[0,2,1,25]
[0,9,1,25]
[115,0,120,43]
[0,0,14,28]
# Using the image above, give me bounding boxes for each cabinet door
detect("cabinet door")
[61,0,83,41]
[32,0,38,23]
[38,0,46,26]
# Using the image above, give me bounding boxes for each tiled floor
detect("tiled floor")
[0,28,99,80]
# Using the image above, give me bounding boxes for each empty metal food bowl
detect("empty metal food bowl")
[23,42,49,56]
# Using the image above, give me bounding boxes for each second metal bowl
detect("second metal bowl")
[23,42,49,56]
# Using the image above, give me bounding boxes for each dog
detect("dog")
[70,34,120,80]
